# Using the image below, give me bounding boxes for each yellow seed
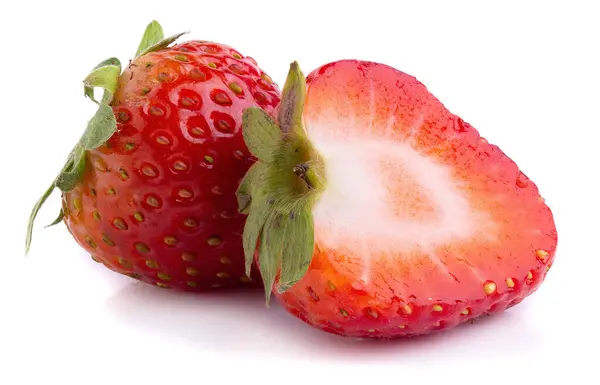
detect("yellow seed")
[261,73,273,84]
[142,166,157,177]
[186,267,199,276]
[145,260,159,269]
[174,54,188,61]
[398,325,406,329]
[91,255,101,263]
[204,155,214,164]
[163,235,178,245]
[73,198,82,211]
[340,308,349,317]
[400,305,412,315]
[191,127,205,137]
[461,308,470,315]
[484,281,497,295]
[232,53,242,59]
[134,212,144,222]
[178,189,193,198]
[92,211,101,220]
[146,196,160,207]
[181,252,196,262]
[107,187,116,195]
[94,159,108,172]
[119,168,129,180]
[85,236,97,249]
[187,281,198,288]
[118,257,130,267]
[207,236,222,246]
[367,329,376,333]
[136,242,150,253]
[527,271,534,280]
[156,282,169,288]
[506,278,515,288]
[113,218,128,230]
[183,218,197,227]
[216,272,230,279]
[536,249,549,262]
[220,256,232,265]
[239,276,253,283]
[173,160,188,171]
[327,281,337,291]
[228,82,243,94]
[102,234,115,247]
[155,135,170,145]
[157,272,171,281]
[433,304,443,312]
[207,62,217,68]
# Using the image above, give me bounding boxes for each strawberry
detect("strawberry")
[25,21,280,290]
[237,60,557,338]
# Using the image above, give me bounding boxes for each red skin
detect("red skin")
[63,42,280,290]
[272,60,557,338]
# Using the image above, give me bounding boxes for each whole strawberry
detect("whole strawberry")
[26,21,280,290]
[238,60,557,338]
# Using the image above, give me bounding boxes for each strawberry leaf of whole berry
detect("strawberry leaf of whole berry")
[25,183,56,254]
[25,20,187,255]
[83,57,121,104]
[135,20,164,58]
[134,20,187,59]
[45,209,65,228]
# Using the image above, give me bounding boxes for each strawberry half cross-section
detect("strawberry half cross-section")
[238,60,558,338]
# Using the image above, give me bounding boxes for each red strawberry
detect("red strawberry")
[238,60,557,338]
[25,21,280,290]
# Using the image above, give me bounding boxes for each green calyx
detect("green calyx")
[25,20,186,254]
[237,62,326,304]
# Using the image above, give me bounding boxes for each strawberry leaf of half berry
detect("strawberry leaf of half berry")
[25,20,186,254]
[239,62,325,303]
[242,108,280,162]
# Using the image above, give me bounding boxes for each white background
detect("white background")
[1,0,598,383]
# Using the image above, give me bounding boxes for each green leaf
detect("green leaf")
[242,196,271,276]
[135,20,164,58]
[45,209,65,228]
[55,148,86,192]
[25,183,56,253]
[258,225,282,306]
[277,61,307,134]
[277,210,315,292]
[236,161,266,214]
[83,57,121,104]
[136,32,187,58]
[242,108,281,162]
[78,103,117,150]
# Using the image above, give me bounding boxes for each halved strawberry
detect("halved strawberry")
[238,60,557,338]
